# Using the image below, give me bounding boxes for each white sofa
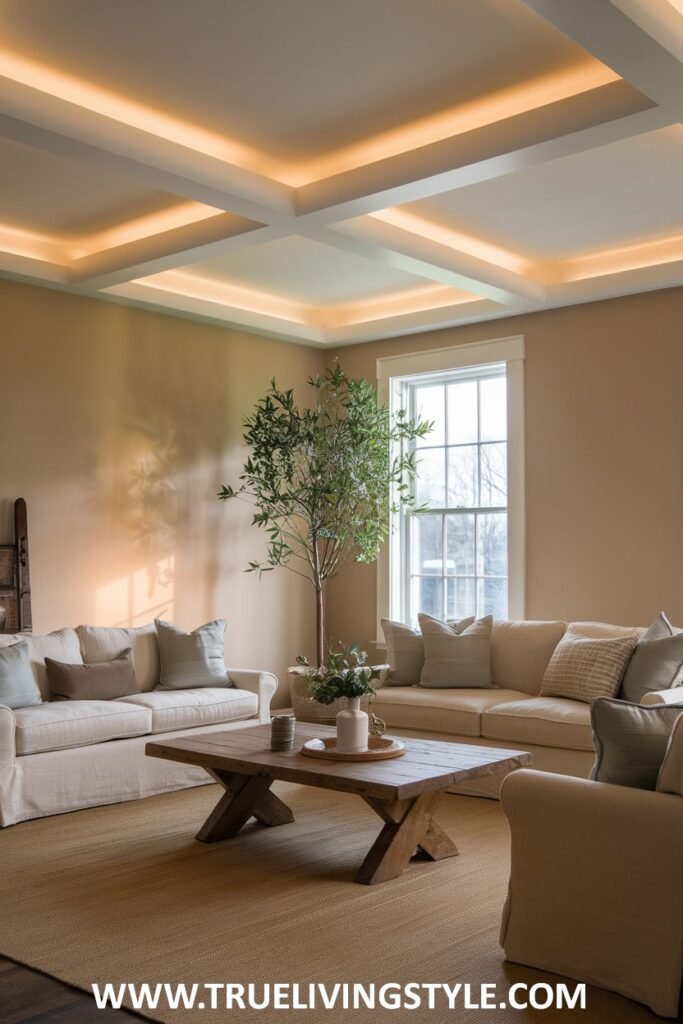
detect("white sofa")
[373,618,679,797]
[0,623,276,827]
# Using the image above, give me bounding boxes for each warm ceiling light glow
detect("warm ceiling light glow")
[0,223,62,263]
[67,201,224,259]
[289,62,621,186]
[323,284,479,328]
[560,234,683,281]
[369,208,531,275]
[0,48,619,187]
[129,270,316,325]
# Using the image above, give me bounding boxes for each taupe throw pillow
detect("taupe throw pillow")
[0,641,42,709]
[620,612,683,704]
[591,698,683,789]
[155,619,232,689]
[541,627,637,703]
[381,619,424,686]
[46,648,139,700]
[418,614,493,689]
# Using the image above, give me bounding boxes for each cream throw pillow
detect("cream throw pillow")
[418,614,493,689]
[541,627,638,703]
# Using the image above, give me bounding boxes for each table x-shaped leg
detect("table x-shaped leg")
[357,791,458,884]
[196,769,294,843]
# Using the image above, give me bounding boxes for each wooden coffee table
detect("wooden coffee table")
[147,723,530,885]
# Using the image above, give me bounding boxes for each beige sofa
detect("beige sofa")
[0,624,276,827]
[373,618,679,797]
[500,767,683,1017]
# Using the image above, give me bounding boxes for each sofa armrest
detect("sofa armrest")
[500,769,683,1017]
[0,704,16,768]
[227,669,277,723]
[641,684,683,706]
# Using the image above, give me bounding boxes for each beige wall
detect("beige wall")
[327,287,683,653]
[0,279,326,701]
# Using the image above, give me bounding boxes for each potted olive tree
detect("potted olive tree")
[219,364,429,733]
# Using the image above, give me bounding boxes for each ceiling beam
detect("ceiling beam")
[295,82,667,222]
[69,214,278,290]
[520,0,683,115]
[310,221,545,304]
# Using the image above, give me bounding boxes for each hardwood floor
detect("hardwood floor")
[0,957,143,1023]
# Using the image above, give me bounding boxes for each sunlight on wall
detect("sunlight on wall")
[94,556,174,627]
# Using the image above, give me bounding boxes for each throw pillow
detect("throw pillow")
[541,627,637,703]
[155,619,232,690]
[77,623,160,691]
[0,641,42,709]
[418,614,493,689]
[621,612,683,704]
[590,698,683,789]
[656,713,683,797]
[381,619,424,686]
[46,649,139,701]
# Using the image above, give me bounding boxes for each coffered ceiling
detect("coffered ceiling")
[0,0,681,346]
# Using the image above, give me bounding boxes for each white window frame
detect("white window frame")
[376,336,525,643]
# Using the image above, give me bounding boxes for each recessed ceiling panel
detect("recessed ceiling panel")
[0,137,180,239]
[0,0,599,163]
[403,126,683,261]
[187,236,433,305]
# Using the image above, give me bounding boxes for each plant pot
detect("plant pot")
[287,667,373,725]
[336,696,369,754]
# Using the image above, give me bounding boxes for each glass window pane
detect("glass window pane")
[415,449,445,507]
[478,513,507,577]
[477,577,508,619]
[412,576,443,621]
[447,445,477,508]
[411,515,442,575]
[446,577,476,620]
[445,514,475,575]
[480,376,507,442]
[479,442,507,507]
[447,380,478,445]
[415,384,445,447]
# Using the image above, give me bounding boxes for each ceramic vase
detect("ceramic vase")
[336,696,369,754]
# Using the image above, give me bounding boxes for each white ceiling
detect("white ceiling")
[0,0,681,346]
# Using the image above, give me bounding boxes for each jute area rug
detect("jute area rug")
[0,784,658,1024]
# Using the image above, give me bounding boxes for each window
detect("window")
[377,337,524,635]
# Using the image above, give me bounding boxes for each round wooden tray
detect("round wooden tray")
[301,736,405,762]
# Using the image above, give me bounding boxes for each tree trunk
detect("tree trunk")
[315,581,325,668]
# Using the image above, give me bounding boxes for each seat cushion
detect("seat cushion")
[114,687,257,734]
[372,687,532,737]
[14,700,151,755]
[482,696,593,751]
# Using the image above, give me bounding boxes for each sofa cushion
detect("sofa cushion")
[155,619,231,689]
[590,698,683,790]
[482,696,593,751]
[46,649,140,701]
[78,623,160,691]
[569,620,643,639]
[540,628,638,703]
[13,700,151,755]
[491,620,566,695]
[0,641,43,710]
[657,713,683,797]
[620,613,683,704]
[419,613,493,688]
[114,687,257,734]
[372,687,531,738]
[0,628,82,700]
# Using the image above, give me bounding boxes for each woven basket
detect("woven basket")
[287,667,373,724]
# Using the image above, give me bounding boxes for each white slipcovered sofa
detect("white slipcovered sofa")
[0,623,276,827]
[373,618,678,797]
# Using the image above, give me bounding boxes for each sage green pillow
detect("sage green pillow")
[620,612,683,703]
[0,641,43,709]
[155,619,232,690]
[590,698,683,790]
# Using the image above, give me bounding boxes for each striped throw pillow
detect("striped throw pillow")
[541,627,638,703]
